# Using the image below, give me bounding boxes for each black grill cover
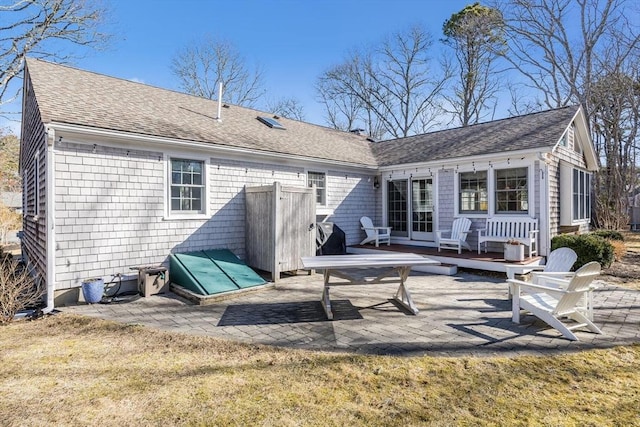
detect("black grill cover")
[316,222,347,255]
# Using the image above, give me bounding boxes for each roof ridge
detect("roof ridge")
[372,105,582,166]
[26,57,214,103]
[24,57,363,136]
[379,105,579,143]
[25,58,379,166]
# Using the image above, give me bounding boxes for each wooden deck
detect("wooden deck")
[348,244,544,276]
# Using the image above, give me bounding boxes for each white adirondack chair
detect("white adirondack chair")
[436,217,472,254]
[359,216,391,247]
[508,261,602,341]
[506,246,578,280]
[529,247,578,283]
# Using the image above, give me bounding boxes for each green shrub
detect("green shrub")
[551,233,615,269]
[591,229,625,241]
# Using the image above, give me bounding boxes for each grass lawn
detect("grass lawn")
[1,314,639,426]
[2,233,639,426]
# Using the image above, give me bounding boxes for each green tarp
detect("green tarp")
[169,249,266,296]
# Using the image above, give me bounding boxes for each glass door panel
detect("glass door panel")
[387,180,408,237]
[411,178,434,241]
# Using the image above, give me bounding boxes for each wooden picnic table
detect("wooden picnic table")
[300,253,439,320]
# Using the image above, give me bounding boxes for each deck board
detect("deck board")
[349,244,543,274]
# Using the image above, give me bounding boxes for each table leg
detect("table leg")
[322,269,333,320]
[587,288,594,321]
[393,267,419,315]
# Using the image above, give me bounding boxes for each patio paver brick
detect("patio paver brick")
[62,271,640,357]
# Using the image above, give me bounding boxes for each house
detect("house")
[19,59,598,307]
[1,192,22,214]
[0,191,22,244]
[630,191,640,230]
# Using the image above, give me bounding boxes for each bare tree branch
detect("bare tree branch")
[0,0,109,110]
[316,26,450,139]
[265,97,306,121]
[171,36,265,107]
[495,0,640,228]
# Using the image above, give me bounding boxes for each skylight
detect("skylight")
[257,116,286,130]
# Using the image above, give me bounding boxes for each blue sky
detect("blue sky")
[3,0,473,133]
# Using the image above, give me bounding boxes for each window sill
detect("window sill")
[162,213,210,221]
[316,207,333,216]
[457,213,488,218]
[562,219,590,227]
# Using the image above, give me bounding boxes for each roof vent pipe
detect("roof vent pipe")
[216,82,223,122]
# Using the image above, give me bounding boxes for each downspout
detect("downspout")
[44,127,56,313]
[538,153,550,257]
[13,128,56,319]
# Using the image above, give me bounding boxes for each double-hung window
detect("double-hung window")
[457,167,530,216]
[308,171,326,206]
[560,164,591,224]
[495,167,528,214]
[459,171,488,213]
[572,168,591,221]
[170,159,205,213]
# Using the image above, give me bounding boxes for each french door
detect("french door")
[386,178,434,241]
[411,178,434,241]
[387,180,408,237]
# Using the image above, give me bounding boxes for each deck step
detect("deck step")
[411,263,457,276]
[347,247,457,275]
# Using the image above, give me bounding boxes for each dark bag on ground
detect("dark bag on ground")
[316,222,347,255]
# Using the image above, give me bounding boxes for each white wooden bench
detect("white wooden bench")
[477,216,539,257]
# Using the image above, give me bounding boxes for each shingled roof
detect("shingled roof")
[372,105,580,167]
[25,58,378,167]
[25,59,580,169]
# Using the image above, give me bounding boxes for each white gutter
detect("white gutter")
[48,122,378,171]
[13,128,56,320]
[44,127,56,313]
[378,148,553,172]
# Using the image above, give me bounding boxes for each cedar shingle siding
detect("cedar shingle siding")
[20,58,597,295]
[20,69,48,284]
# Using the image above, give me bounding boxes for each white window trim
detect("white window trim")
[379,174,439,240]
[559,162,591,226]
[306,169,328,209]
[454,162,534,217]
[163,153,211,220]
[493,165,532,215]
[456,170,489,217]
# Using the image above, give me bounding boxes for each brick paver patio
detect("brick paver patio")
[63,271,640,357]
